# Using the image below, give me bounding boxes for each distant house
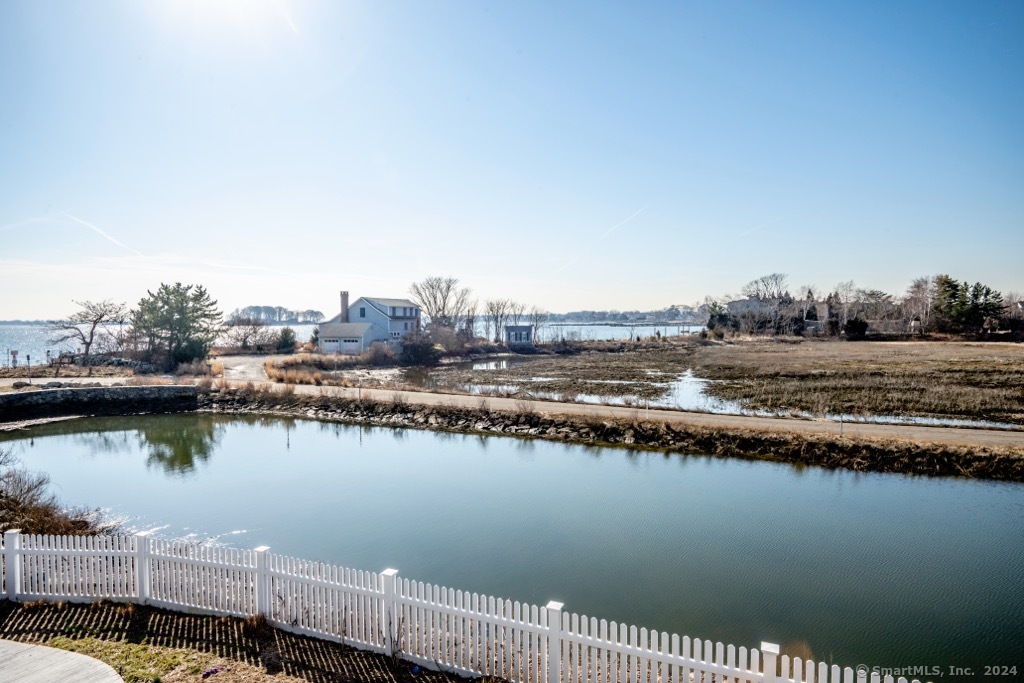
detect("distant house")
[726,297,775,317]
[318,323,379,355]
[505,325,533,346]
[318,291,420,354]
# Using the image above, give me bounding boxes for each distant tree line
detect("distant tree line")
[545,306,703,325]
[703,272,1022,339]
[227,306,324,324]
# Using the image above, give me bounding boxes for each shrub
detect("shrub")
[0,448,106,535]
[175,359,212,376]
[362,343,397,366]
[844,318,869,340]
[276,327,297,353]
[400,338,442,366]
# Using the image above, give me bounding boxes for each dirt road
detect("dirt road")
[2,376,1021,449]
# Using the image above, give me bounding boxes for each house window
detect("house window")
[404,322,409,330]
[391,331,400,338]
[359,307,365,318]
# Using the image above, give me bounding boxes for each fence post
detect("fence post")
[134,531,153,605]
[546,601,564,683]
[254,546,270,617]
[381,568,399,657]
[761,642,779,683]
[3,530,21,601]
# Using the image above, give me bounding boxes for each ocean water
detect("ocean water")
[0,322,76,367]
[0,321,700,368]
[0,322,322,368]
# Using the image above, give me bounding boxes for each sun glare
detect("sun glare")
[151,0,299,39]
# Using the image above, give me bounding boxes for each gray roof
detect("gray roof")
[363,297,419,309]
[319,322,375,338]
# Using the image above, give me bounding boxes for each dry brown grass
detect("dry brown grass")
[0,365,134,379]
[429,339,1024,424]
[429,344,699,400]
[124,376,178,386]
[264,363,324,385]
[0,447,112,535]
[688,340,1024,423]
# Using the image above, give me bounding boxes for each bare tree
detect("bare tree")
[47,300,128,375]
[903,276,937,328]
[223,317,278,351]
[833,280,858,327]
[409,276,474,329]
[1005,291,1024,321]
[528,306,548,341]
[741,273,789,301]
[509,301,527,327]
[460,299,479,340]
[480,307,493,343]
[484,299,512,343]
[797,285,817,320]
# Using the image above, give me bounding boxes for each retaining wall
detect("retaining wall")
[0,385,198,420]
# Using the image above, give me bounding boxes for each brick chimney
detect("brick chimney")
[340,291,350,323]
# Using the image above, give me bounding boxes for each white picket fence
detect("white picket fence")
[0,530,928,683]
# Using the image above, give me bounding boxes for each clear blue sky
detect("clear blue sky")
[1,0,1021,319]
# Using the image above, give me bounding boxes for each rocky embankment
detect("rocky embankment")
[201,387,1024,481]
[0,385,198,421]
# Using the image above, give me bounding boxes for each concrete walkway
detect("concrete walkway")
[0,640,122,683]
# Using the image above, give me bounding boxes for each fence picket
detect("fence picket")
[0,532,931,683]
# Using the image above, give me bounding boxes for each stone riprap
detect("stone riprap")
[0,385,198,421]
[199,387,1024,481]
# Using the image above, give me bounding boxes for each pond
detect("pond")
[2,414,1022,679]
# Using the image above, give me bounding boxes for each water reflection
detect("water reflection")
[4,414,1023,675]
[135,416,224,475]
[3,415,231,476]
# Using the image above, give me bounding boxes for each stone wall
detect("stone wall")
[0,386,198,420]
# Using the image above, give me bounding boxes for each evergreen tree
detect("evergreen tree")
[131,283,222,368]
[932,275,1005,332]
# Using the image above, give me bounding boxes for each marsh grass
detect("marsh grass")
[264,362,324,385]
[688,341,1024,424]
[434,339,1024,424]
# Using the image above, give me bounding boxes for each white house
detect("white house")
[318,291,421,354]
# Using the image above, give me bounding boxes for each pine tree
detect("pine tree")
[131,283,222,368]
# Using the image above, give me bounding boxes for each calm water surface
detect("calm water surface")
[2,414,1022,678]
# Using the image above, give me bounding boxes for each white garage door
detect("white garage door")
[340,338,362,354]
